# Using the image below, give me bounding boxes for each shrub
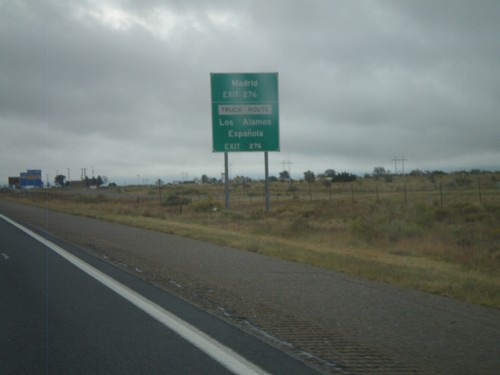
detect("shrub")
[384,218,423,242]
[350,201,427,243]
[162,194,191,207]
[451,202,479,216]
[349,215,379,242]
[433,207,450,222]
[190,199,222,213]
[75,193,106,204]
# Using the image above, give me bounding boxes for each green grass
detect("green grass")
[2,173,499,308]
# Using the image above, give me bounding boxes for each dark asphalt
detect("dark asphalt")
[1,200,499,374]
[0,214,319,374]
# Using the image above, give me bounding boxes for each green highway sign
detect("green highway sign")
[211,73,279,152]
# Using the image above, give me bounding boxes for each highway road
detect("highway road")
[2,201,500,374]
[0,214,319,374]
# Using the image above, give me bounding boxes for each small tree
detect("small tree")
[54,174,65,187]
[95,175,104,187]
[373,167,387,180]
[304,170,316,183]
[324,169,336,178]
[279,170,290,181]
[334,172,357,182]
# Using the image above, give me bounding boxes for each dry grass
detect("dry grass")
[2,173,500,308]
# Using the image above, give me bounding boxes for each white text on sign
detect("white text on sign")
[224,143,240,150]
[218,105,272,115]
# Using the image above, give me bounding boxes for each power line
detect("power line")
[401,156,408,175]
[392,157,399,174]
[391,156,408,175]
[281,160,292,174]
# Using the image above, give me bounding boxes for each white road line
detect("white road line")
[0,214,269,375]
[1,252,9,260]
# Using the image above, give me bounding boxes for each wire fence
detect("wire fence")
[212,179,500,209]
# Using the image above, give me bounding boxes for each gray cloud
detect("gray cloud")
[1,0,499,184]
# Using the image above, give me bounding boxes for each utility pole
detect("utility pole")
[158,179,162,202]
[391,156,408,175]
[81,168,87,181]
[392,156,399,175]
[67,168,70,184]
[401,156,408,176]
[281,160,292,182]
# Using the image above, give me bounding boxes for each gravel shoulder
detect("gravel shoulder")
[1,200,499,374]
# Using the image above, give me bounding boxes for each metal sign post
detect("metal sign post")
[224,152,230,209]
[265,152,270,211]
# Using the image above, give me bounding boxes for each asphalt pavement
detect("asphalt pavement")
[0,213,319,374]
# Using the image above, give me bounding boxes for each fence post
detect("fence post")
[440,182,444,207]
[478,179,482,204]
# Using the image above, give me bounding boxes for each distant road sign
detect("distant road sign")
[211,73,279,152]
[20,169,42,188]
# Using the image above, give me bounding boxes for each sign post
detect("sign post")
[224,152,229,209]
[211,73,279,210]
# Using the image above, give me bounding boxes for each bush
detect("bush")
[350,201,427,242]
[162,194,191,207]
[190,199,222,213]
[384,218,423,242]
[75,193,106,204]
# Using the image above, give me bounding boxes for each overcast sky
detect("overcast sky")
[1,0,499,184]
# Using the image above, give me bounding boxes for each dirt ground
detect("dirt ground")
[2,200,499,374]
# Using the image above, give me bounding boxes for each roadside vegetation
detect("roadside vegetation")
[2,170,499,308]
